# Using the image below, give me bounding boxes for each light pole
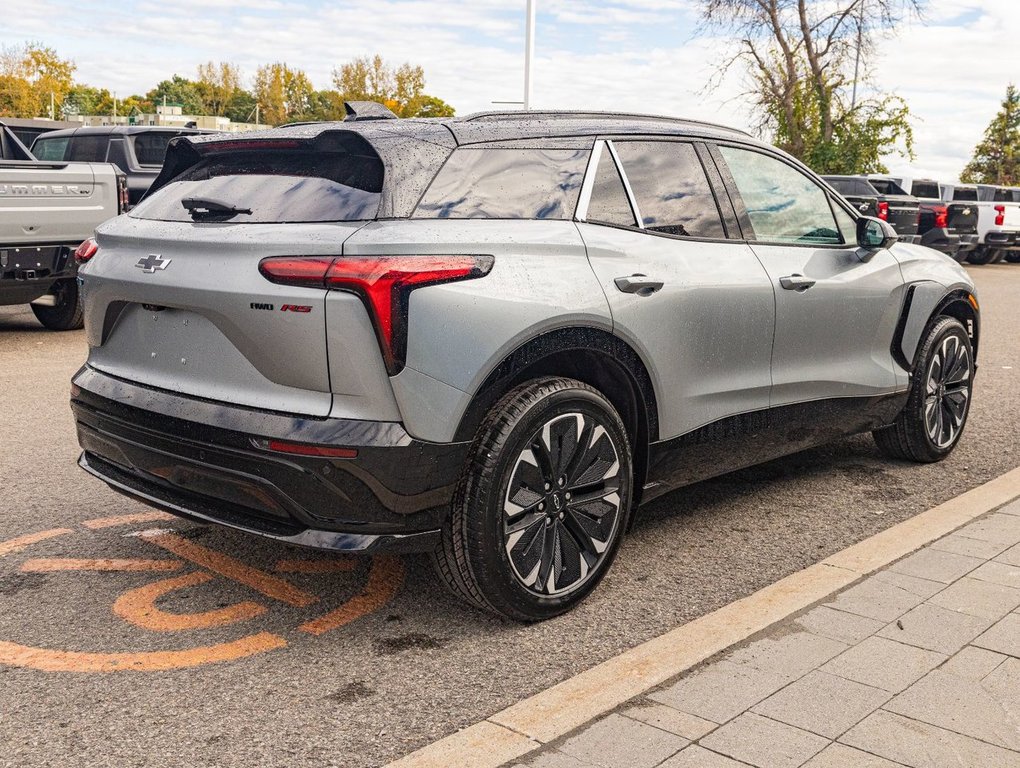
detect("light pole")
[524,0,536,110]
[851,0,865,110]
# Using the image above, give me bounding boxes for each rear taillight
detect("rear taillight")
[995,204,1006,226]
[877,201,889,221]
[74,238,98,264]
[934,205,948,229]
[116,174,129,213]
[259,254,494,374]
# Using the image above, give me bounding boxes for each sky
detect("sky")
[3,0,1018,183]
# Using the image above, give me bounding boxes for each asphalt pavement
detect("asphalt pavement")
[1,264,1018,768]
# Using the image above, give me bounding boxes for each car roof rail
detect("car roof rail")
[344,101,399,121]
[459,110,752,137]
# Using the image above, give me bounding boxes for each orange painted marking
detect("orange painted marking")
[20,558,183,573]
[273,558,356,574]
[113,571,266,631]
[0,528,73,558]
[141,532,317,608]
[0,632,287,673]
[82,512,174,529]
[299,556,404,636]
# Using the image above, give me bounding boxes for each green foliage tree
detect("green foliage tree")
[146,75,204,114]
[196,61,242,117]
[701,0,918,173]
[960,85,1020,185]
[332,55,454,117]
[254,62,315,125]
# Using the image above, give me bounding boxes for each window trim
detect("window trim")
[710,140,860,249]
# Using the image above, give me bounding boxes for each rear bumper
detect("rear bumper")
[71,366,468,553]
[984,230,1020,249]
[956,233,980,253]
[919,227,960,255]
[0,244,78,305]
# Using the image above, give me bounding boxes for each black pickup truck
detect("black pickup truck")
[874,177,978,263]
[822,175,921,244]
[30,126,216,208]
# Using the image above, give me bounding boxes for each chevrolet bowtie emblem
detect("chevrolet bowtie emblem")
[135,254,171,273]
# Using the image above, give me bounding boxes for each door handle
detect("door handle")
[614,274,664,296]
[780,274,816,291]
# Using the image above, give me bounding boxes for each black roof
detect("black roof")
[34,125,217,139]
[182,110,758,150]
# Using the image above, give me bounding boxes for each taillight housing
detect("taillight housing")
[877,201,889,221]
[116,173,130,213]
[934,205,948,229]
[74,238,98,264]
[995,204,1006,226]
[259,254,494,374]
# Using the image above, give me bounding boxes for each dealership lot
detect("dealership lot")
[1,265,1018,768]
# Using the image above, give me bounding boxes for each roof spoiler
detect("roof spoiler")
[343,101,398,121]
[0,122,37,161]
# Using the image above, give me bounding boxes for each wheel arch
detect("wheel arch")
[894,283,980,372]
[453,326,659,507]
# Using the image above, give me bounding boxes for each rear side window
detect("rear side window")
[953,188,977,201]
[132,133,177,166]
[68,135,108,162]
[869,178,908,196]
[613,141,725,238]
[31,136,69,161]
[719,146,841,245]
[825,178,855,195]
[130,148,383,223]
[585,149,637,227]
[415,148,587,219]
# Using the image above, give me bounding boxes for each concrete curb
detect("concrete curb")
[386,465,1020,768]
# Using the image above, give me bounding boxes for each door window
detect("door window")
[612,141,726,238]
[585,149,637,227]
[718,146,841,245]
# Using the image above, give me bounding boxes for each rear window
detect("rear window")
[911,181,940,199]
[870,178,908,196]
[32,136,69,161]
[129,148,383,223]
[68,135,108,162]
[824,178,856,195]
[415,148,588,219]
[952,187,978,201]
[132,133,178,166]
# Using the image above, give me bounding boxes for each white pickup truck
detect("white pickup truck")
[0,122,126,329]
[942,182,1020,265]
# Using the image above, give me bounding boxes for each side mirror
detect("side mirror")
[857,216,898,251]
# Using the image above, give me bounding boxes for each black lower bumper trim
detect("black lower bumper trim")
[79,453,440,553]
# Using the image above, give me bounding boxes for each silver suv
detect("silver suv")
[71,108,979,621]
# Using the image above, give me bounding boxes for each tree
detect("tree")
[196,61,242,116]
[332,55,454,118]
[0,43,76,118]
[700,0,919,173]
[254,63,315,125]
[62,85,114,116]
[146,75,204,114]
[961,85,1020,186]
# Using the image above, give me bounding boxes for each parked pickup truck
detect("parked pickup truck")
[822,175,921,244]
[942,183,1020,264]
[882,177,978,263]
[1,122,126,329]
[31,125,216,208]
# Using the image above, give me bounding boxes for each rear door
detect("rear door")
[712,144,905,405]
[577,139,774,439]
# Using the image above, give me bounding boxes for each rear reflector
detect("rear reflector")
[259,254,494,374]
[264,439,358,459]
[75,238,98,264]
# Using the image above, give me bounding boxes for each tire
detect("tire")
[990,248,1007,264]
[30,279,83,331]
[1005,252,1020,263]
[433,377,633,621]
[967,247,997,265]
[873,316,973,462]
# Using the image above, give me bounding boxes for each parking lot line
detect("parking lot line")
[140,532,318,608]
[82,512,174,529]
[20,557,183,572]
[0,528,73,557]
[113,571,267,631]
[299,555,403,635]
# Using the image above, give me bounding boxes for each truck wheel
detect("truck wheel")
[433,377,632,621]
[1006,252,1020,264]
[967,247,997,265]
[30,279,84,331]
[873,316,972,463]
[990,249,1006,264]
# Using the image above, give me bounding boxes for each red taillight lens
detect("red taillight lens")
[877,201,889,221]
[74,238,98,264]
[934,205,948,229]
[259,254,494,373]
[995,204,1005,226]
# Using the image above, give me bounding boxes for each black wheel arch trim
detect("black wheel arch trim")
[892,283,979,373]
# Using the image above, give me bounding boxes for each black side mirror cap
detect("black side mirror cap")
[857,215,899,251]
